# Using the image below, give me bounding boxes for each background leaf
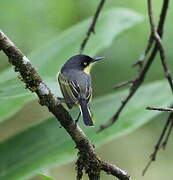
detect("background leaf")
[0,95,34,123]
[0,80,171,180]
[0,79,29,98]
[39,174,56,180]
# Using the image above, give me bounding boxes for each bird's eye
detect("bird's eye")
[83,62,88,66]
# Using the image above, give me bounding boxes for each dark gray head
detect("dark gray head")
[61,54,104,72]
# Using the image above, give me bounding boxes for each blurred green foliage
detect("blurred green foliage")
[0,80,172,180]
[0,0,173,180]
[39,174,56,180]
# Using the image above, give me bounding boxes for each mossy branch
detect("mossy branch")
[0,31,132,180]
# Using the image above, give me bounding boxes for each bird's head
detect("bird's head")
[64,54,105,74]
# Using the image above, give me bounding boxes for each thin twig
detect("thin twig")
[147,0,173,93]
[132,59,143,71]
[98,0,170,132]
[132,34,154,71]
[0,31,132,180]
[162,117,173,149]
[114,80,133,89]
[142,0,173,174]
[146,106,173,112]
[142,113,173,175]
[80,0,106,53]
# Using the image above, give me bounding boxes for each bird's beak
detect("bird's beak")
[92,56,105,62]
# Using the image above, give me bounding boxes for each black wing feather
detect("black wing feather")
[58,72,77,109]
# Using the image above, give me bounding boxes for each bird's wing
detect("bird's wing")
[69,79,92,104]
[58,72,92,108]
[58,72,77,109]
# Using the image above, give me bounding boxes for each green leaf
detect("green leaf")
[0,8,143,123]
[0,95,34,122]
[0,80,171,180]
[0,79,29,98]
[39,174,55,180]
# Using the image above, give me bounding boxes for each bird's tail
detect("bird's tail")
[79,99,93,126]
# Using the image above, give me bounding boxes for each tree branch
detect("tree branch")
[146,106,173,112]
[98,0,170,132]
[147,0,173,93]
[142,0,173,174]
[101,160,132,180]
[80,0,106,53]
[0,30,131,180]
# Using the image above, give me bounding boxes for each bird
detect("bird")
[57,54,104,126]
